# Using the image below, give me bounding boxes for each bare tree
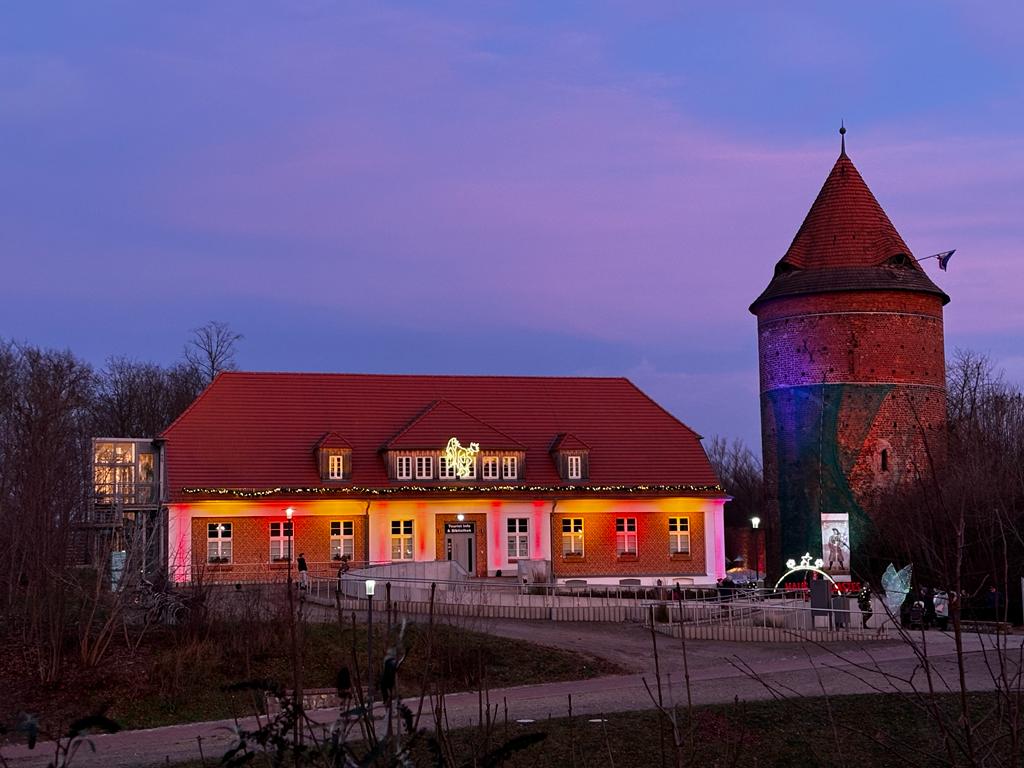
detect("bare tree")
[93,357,204,437]
[0,343,95,681]
[184,321,243,385]
[708,436,765,568]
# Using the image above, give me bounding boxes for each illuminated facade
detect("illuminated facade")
[750,137,949,578]
[158,373,728,586]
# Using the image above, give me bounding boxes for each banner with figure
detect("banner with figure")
[820,513,851,580]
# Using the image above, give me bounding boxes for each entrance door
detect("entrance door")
[444,522,476,575]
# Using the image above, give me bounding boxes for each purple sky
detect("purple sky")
[2,2,1022,448]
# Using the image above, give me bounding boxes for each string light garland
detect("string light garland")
[181,482,725,499]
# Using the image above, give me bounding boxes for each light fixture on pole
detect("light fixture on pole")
[751,516,761,585]
[285,507,295,587]
[365,579,376,714]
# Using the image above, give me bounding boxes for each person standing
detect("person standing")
[297,552,309,590]
[986,585,1003,622]
[934,590,949,631]
[923,587,936,629]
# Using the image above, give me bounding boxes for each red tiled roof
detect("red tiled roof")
[782,152,912,269]
[384,400,525,450]
[751,150,948,312]
[160,373,721,500]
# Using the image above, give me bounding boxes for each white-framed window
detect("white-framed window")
[328,454,345,480]
[482,456,500,479]
[561,518,584,556]
[567,455,582,480]
[438,455,457,479]
[507,518,529,560]
[669,517,690,555]
[415,456,433,479]
[391,520,414,560]
[207,522,232,563]
[269,521,293,562]
[331,520,354,560]
[396,456,413,480]
[502,456,518,480]
[616,517,637,556]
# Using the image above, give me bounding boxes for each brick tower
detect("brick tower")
[750,131,949,580]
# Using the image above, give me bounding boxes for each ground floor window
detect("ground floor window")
[331,520,354,560]
[669,517,690,555]
[616,517,637,556]
[561,518,584,556]
[391,520,414,560]
[507,518,529,560]
[270,521,293,562]
[207,522,232,563]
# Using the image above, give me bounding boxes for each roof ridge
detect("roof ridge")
[207,371,632,382]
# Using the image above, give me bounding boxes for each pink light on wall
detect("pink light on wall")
[532,501,545,552]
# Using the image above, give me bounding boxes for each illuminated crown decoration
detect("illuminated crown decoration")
[444,437,480,479]
[776,552,837,589]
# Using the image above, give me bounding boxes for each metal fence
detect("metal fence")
[298,575,890,640]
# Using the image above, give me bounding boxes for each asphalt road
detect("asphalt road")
[4,622,1019,767]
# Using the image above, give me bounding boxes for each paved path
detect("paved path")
[4,624,1020,767]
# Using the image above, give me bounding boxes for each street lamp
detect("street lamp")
[751,516,761,585]
[365,579,376,714]
[285,507,294,588]
[283,506,301,747]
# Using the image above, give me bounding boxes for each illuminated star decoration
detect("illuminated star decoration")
[444,437,480,479]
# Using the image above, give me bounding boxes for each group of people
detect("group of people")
[857,584,952,630]
[903,587,953,631]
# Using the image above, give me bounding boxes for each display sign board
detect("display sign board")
[444,522,476,534]
[820,512,851,580]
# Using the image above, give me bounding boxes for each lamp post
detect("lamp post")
[285,506,295,582]
[365,579,376,714]
[751,516,761,585]
[283,507,302,748]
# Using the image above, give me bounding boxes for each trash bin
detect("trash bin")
[831,594,850,629]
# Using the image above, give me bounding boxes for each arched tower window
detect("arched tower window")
[880,448,889,472]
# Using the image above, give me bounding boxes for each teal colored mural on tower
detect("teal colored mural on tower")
[765,383,891,572]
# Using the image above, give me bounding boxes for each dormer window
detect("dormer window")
[439,455,457,479]
[482,456,500,479]
[397,456,413,480]
[415,456,433,479]
[502,456,518,479]
[567,455,582,480]
[328,454,345,480]
[315,432,352,483]
[550,433,590,482]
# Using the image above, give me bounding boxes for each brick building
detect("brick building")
[150,373,728,587]
[750,135,949,579]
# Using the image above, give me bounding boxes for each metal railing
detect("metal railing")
[92,482,158,507]
[645,593,871,630]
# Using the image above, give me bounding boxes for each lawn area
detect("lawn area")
[168,692,1016,767]
[2,615,619,737]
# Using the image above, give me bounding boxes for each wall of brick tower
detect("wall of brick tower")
[756,290,947,579]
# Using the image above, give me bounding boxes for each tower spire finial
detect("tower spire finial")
[839,120,847,156]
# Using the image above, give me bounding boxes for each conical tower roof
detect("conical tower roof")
[751,146,948,312]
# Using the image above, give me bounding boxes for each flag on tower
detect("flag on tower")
[936,249,955,271]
